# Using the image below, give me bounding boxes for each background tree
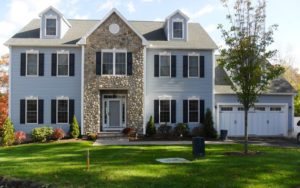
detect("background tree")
[0,54,9,128]
[218,0,285,154]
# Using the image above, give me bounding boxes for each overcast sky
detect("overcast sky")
[0,0,299,68]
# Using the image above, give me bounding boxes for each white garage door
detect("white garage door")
[219,105,287,136]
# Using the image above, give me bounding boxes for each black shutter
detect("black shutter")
[20,99,25,124]
[154,100,159,123]
[69,99,75,124]
[96,52,101,75]
[183,100,188,123]
[200,100,205,123]
[183,55,188,77]
[51,100,56,124]
[127,52,132,75]
[154,55,159,77]
[200,56,205,78]
[39,53,44,76]
[20,53,26,76]
[171,55,176,77]
[171,100,176,123]
[51,53,57,76]
[38,99,44,124]
[69,53,75,76]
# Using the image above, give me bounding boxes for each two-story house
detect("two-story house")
[5,6,295,137]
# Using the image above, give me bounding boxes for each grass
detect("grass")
[0,141,300,188]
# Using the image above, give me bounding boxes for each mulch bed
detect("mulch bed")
[224,151,264,156]
[0,176,55,188]
[128,136,218,142]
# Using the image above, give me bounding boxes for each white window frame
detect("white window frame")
[159,52,171,78]
[188,98,200,123]
[56,96,69,124]
[57,50,69,77]
[188,53,200,78]
[172,19,184,39]
[26,50,39,77]
[45,15,58,37]
[101,49,127,75]
[159,99,171,124]
[25,96,38,124]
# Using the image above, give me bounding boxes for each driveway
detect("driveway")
[230,137,300,148]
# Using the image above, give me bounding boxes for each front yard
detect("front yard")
[0,141,300,187]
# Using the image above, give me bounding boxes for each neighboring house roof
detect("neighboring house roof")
[215,64,297,94]
[5,18,217,49]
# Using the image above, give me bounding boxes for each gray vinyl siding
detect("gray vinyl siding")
[10,46,81,133]
[215,94,294,131]
[166,13,188,41]
[145,49,214,130]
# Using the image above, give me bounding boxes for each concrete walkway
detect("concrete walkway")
[93,137,234,146]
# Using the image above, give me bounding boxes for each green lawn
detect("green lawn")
[0,141,300,188]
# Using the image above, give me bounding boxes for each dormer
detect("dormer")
[164,10,189,41]
[39,6,71,39]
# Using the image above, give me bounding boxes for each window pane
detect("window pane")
[160,55,170,77]
[57,100,68,123]
[58,54,68,76]
[189,56,198,77]
[103,52,113,74]
[27,100,37,123]
[173,22,183,38]
[160,100,170,123]
[115,53,126,75]
[46,19,56,35]
[189,100,198,122]
[27,54,38,75]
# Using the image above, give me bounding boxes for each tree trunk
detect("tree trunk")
[244,109,248,154]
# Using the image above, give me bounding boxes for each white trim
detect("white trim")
[165,9,190,21]
[56,97,69,124]
[8,47,11,118]
[81,45,84,135]
[56,50,69,77]
[214,92,297,96]
[172,19,184,39]
[45,16,58,37]
[143,46,147,135]
[101,49,127,75]
[77,8,148,45]
[159,99,171,124]
[39,6,71,27]
[187,54,199,78]
[25,97,38,124]
[158,95,172,100]
[25,50,39,77]
[159,53,171,78]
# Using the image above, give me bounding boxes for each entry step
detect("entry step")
[98,132,125,138]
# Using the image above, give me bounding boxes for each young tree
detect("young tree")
[218,0,284,153]
[0,117,14,146]
[203,109,217,139]
[70,115,80,138]
[0,54,9,128]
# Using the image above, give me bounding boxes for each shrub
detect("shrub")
[70,115,80,139]
[14,131,26,144]
[52,128,65,140]
[87,133,97,141]
[122,127,134,136]
[174,123,189,137]
[157,123,172,138]
[191,126,205,137]
[146,116,156,137]
[0,117,15,146]
[31,127,53,142]
[203,108,217,139]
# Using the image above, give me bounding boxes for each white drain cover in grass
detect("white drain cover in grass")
[156,158,190,163]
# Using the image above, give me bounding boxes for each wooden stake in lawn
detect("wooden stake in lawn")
[86,149,90,171]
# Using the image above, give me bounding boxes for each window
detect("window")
[270,107,281,112]
[102,50,127,75]
[188,56,199,77]
[173,21,183,39]
[189,100,199,122]
[255,107,265,111]
[221,107,233,111]
[57,53,69,76]
[57,99,68,123]
[46,18,57,36]
[26,99,38,123]
[26,52,38,76]
[160,55,171,77]
[160,100,170,123]
[238,107,244,111]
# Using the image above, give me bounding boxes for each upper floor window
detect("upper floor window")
[46,18,57,36]
[102,50,127,75]
[26,98,38,124]
[173,21,183,39]
[188,55,199,77]
[26,51,38,76]
[160,54,171,77]
[57,52,69,76]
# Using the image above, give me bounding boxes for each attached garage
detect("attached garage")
[218,104,288,136]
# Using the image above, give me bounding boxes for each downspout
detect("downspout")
[143,46,147,135]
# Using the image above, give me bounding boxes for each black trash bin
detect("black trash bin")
[192,137,205,158]
[220,130,228,141]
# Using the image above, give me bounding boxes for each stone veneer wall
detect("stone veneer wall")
[84,13,144,134]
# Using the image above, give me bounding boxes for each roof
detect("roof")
[215,64,297,95]
[5,19,218,49]
[38,6,71,27]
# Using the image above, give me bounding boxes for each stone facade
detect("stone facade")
[84,13,144,134]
